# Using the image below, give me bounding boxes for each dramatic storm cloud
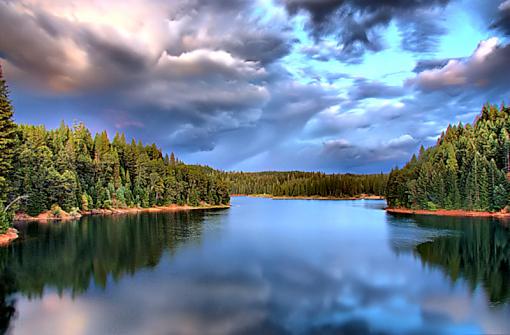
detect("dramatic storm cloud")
[1,0,509,172]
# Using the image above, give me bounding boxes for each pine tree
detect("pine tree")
[387,103,510,212]
[0,64,16,203]
[479,165,490,211]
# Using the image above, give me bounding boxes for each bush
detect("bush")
[0,212,10,234]
[69,207,80,217]
[0,203,12,234]
[102,199,112,210]
[51,204,63,217]
[425,201,438,211]
[81,193,89,211]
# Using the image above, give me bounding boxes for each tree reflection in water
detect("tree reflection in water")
[389,213,510,306]
[0,209,222,331]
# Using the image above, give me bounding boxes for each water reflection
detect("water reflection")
[0,269,16,334]
[1,199,510,334]
[0,210,225,332]
[388,213,510,305]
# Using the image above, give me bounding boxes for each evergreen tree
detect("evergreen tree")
[387,103,510,212]
[0,64,16,203]
[225,171,387,198]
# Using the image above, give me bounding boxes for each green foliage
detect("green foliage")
[225,171,387,198]
[387,103,510,212]
[0,65,16,204]
[425,201,438,211]
[81,193,90,211]
[50,204,62,218]
[69,207,80,217]
[0,65,16,232]
[8,122,230,215]
[0,203,11,234]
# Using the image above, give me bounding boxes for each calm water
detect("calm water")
[1,197,510,334]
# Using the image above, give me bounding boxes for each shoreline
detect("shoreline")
[231,194,384,201]
[0,203,230,246]
[0,228,18,246]
[13,203,231,223]
[385,207,510,218]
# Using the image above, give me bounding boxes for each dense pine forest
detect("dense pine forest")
[10,123,230,216]
[225,171,387,198]
[0,68,229,233]
[387,104,510,212]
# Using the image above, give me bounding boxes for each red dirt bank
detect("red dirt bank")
[14,203,230,223]
[0,228,18,245]
[386,207,510,218]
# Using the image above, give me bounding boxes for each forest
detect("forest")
[0,69,229,233]
[10,124,230,216]
[225,171,387,198]
[387,104,510,212]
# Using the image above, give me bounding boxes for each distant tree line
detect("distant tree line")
[225,171,387,197]
[387,104,510,212]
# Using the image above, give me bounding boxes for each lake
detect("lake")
[1,197,510,334]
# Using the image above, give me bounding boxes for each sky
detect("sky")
[1,0,509,173]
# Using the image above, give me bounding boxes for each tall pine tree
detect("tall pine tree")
[0,64,16,203]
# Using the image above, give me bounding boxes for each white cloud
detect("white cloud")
[155,49,266,80]
[387,134,415,147]
[499,0,510,11]
[408,38,510,92]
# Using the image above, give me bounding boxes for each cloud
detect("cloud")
[387,134,415,147]
[314,133,418,171]
[300,41,367,64]
[183,78,341,167]
[155,49,266,81]
[348,79,406,101]
[0,0,289,92]
[397,9,447,53]
[323,138,352,151]
[281,0,451,60]
[491,0,510,35]
[304,100,408,138]
[2,0,509,173]
[408,38,510,94]
[412,59,457,73]
[290,90,481,173]
[0,0,167,92]
[0,0,308,158]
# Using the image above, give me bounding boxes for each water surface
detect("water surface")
[1,197,510,334]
